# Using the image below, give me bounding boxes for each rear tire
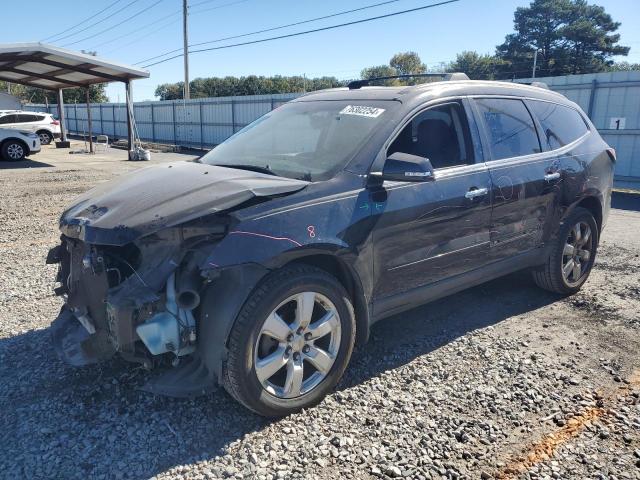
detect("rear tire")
[37,131,53,145]
[532,207,599,295]
[1,140,27,161]
[223,265,355,417]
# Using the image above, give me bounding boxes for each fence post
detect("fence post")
[74,103,78,134]
[587,79,598,119]
[99,104,104,134]
[172,102,177,144]
[231,99,236,133]
[112,105,116,137]
[151,103,156,143]
[199,101,204,149]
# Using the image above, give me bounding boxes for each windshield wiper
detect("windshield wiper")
[212,164,278,176]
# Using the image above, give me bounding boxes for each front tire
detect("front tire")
[223,265,355,417]
[1,140,27,161]
[533,207,599,295]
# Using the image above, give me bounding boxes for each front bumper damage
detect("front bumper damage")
[47,225,226,395]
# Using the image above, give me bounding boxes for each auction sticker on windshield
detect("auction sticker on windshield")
[339,105,385,118]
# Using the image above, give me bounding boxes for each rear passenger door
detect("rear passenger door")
[10,114,39,132]
[471,97,562,261]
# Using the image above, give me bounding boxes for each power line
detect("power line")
[103,17,180,54]
[63,0,166,47]
[143,0,461,68]
[135,0,415,65]
[189,0,225,7]
[47,0,143,44]
[41,0,126,42]
[90,9,181,49]
[93,0,248,55]
[190,0,250,15]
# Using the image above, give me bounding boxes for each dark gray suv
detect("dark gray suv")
[48,74,614,416]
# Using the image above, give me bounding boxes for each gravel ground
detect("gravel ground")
[1,143,639,480]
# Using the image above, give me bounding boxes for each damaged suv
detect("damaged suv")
[47,74,614,416]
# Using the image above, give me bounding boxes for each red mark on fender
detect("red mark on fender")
[228,230,302,247]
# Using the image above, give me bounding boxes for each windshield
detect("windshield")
[200,100,396,181]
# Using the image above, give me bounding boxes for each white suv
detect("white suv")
[0,128,41,161]
[0,111,61,145]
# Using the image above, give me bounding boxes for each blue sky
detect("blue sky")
[2,0,639,101]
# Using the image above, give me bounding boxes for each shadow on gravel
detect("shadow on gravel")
[0,271,561,479]
[612,191,640,212]
[0,159,54,169]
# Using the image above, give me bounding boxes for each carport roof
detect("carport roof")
[0,43,149,91]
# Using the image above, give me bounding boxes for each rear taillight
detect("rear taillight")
[606,147,616,162]
[51,120,60,125]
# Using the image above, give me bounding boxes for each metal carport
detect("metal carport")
[0,43,149,159]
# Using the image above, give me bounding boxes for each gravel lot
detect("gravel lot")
[1,143,639,480]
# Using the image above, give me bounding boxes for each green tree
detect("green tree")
[389,51,427,76]
[605,61,640,72]
[496,0,629,78]
[360,65,398,85]
[154,75,346,100]
[446,51,508,80]
[0,82,108,104]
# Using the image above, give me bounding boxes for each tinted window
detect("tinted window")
[528,101,588,150]
[0,114,17,124]
[388,102,474,169]
[476,98,541,160]
[14,114,37,123]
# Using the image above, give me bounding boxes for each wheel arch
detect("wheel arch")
[282,253,370,347]
[0,137,30,156]
[568,194,603,233]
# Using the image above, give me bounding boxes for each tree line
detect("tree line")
[2,0,638,103]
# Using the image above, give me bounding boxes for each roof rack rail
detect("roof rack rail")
[347,72,469,90]
[513,80,550,90]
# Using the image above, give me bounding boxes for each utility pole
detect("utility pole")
[532,49,538,79]
[183,0,190,99]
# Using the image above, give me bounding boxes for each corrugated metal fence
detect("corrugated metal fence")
[26,71,640,186]
[25,92,302,149]
[517,70,640,188]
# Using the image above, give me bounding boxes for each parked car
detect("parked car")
[0,111,61,145]
[0,127,40,161]
[47,74,614,416]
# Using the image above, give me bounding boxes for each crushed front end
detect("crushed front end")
[47,224,224,371]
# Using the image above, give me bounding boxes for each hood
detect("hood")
[60,161,308,245]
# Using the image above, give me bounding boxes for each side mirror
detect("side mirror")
[379,152,435,182]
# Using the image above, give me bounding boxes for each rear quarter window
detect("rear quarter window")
[527,100,588,150]
[475,98,541,161]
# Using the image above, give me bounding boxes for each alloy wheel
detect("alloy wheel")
[39,133,51,145]
[7,143,24,160]
[254,291,341,399]
[562,221,593,286]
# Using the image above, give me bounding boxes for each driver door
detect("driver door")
[370,101,493,315]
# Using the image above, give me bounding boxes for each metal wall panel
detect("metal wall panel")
[27,82,637,186]
[518,71,640,187]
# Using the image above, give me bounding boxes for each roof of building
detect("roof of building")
[0,43,149,91]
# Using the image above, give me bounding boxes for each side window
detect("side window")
[0,114,17,124]
[475,98,541,160]
[388,102,474,169]
[14,114,35,123]
[527,100,588,150]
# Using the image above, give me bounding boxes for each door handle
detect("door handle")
[544,172,561,182]
[465,187,488,199]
